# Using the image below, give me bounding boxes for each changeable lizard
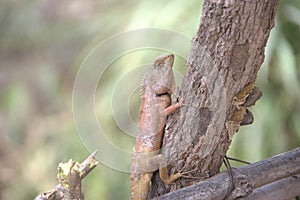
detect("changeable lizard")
[130,54,183,200]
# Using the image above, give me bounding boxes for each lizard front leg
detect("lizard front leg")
[142,100,183,184]
[164,99,183,116]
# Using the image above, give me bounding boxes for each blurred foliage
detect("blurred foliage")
[0,0,299,200]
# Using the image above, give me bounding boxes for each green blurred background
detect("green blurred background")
[0,0,299,199]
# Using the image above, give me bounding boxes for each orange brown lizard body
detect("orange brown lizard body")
[130,54,182,200]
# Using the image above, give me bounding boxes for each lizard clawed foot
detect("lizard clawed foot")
[176,98,198,108]
[173,165,202,180]
[179,168,202,179]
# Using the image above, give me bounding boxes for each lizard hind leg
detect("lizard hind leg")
[147,154,200,185]
[146,154,182,185]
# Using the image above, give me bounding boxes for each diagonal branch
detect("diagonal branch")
[153,147,300,200]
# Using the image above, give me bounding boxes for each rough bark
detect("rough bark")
[153,147,300,200]
[150,0,279,198]
[245,175,300,200]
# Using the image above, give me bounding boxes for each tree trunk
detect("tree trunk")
[150,0,279,198]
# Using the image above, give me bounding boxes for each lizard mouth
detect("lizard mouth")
[155,92,169,97]
[155,89,173,97]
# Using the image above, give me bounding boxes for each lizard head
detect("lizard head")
[147,54,175,95]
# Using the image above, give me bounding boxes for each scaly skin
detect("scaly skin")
[130,54,182,200]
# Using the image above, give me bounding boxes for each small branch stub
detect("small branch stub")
[34,151,99,200]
